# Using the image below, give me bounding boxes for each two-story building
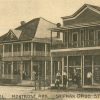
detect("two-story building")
[0,17,62,84]
[50,4,100,88]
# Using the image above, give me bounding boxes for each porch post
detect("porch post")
[81,56,82,85]
[58,61,60,70]
[21,43,23,56]
[51,57,53,85]
[45,61,47,80]
[92,56,94,85]
[45,43,47,56]
[20,61,23,80]
[67,56,69,86]
[62,57,64,84]
[33,43,36,56]
[83,55,84,86]
[11,62,13,79]
[3,44,4,57]
[31,60,33,80]
[2,62,4,77]
[31,42,33,56]
[12,43,13,57]
[51,31,53,49]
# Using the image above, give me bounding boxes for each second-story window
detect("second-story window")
[36,43,45,51]
[97,31,100,40]
[73,32,78,42]
[4,44,12,52]
[13,43,21,52]
[23,42,31,51]
[88,30,94,40]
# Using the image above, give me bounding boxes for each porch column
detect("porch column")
[51,57,53,85]
[20,61,23,80]
[81,56,82,85]
[3,44,4,57]
[62,57,64,84]
[58,61,60,70]
[21,43,23,56]
[33,43,36,56]
[31,60,33,80]
[12,43,13,57]
[45,43,47,56]
[83,55,84,86]
[2,62,4,77]
[45,61,47,80]
[92,56,94,85]
[11,62,13,79]
[31,42,33,56]
[67,56,69,86]
[51,31,53,49]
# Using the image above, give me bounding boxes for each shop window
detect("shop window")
[84,56,92,66]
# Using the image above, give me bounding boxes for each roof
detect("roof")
[0,17,56,43]
[62,4,100,19]
[11,29,21,39]
[16,17,40,40]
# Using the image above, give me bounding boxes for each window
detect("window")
[13,43,21,52]
[73,33,78,42]
[23,42,31,51]
[88,29,94,40]
[4,44,12,52]
[97,31,100,40]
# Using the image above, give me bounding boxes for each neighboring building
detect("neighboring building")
[50,4,100,87]
[0,17,62,84]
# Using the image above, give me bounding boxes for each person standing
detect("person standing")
[87,71,92,85]
[55,70,61,89]
[62,71,67,89]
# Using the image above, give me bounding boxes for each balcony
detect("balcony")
[52,40,100,49]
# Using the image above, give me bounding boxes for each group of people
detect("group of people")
[55,69,81,89]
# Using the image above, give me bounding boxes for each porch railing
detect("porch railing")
[4,52,12,57]
[52,40,100,49]
[13,52,21,56]
[23,51,31,56]
[34,51,45,56]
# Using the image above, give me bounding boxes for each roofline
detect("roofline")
[15,17,56,30]
[50,21,100,31]
[61,4,100,20]
[15,17,40,29]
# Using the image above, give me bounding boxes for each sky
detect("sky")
[0,0,100,36]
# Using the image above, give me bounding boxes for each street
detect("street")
[0,86,100,100]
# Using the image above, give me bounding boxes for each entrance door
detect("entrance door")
[68,67,81,86]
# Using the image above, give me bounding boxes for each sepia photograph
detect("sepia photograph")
[1,0,100,100]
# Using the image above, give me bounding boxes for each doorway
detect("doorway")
[68,66,81,86]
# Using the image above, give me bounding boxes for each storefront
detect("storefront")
[51,49,100,87]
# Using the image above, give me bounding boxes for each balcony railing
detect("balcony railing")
[23,51,31,56]
[34,51,45,56]
[4,52,12,57]
[52,40,100,49]
[13,52,21,56]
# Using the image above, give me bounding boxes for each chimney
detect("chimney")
[56,23,61,38]
[20,21,26,26]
